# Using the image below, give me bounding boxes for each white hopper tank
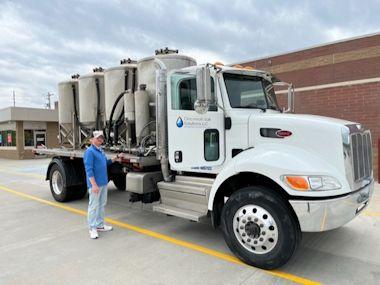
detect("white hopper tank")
[137,49,196,107]
[104,59,137,124]
[58,75,79,126]
[135,49,196,143]
[78,68,105,130]
[58,74,80,147]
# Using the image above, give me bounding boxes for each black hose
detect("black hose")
[107,69,131,145]
[107,91,126,144]
[95,78,101,130]
[131,68,136,92]
[113,107,125,143]
[71,84,79,123]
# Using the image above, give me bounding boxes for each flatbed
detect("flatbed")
[34,147,159,167]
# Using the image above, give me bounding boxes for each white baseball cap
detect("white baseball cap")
[93,130,104,139]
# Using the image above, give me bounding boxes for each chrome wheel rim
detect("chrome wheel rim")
[51,170,63,195]
[233,204,278,254]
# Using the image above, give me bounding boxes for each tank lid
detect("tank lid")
[71,73,80,79]
[155,47,178,55]
[93,67,104,73]
[120,58,137,65]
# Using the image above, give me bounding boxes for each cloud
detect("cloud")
[0,0,379,108]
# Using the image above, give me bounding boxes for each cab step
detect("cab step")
[152,204,205,222]
[153,175,215,221]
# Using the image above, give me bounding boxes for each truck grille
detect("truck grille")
[351,131,372,182]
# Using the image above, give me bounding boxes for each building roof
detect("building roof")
[230,31,380,66]
[0,107,58,123]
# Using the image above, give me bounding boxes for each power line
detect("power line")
[44,92,54,109]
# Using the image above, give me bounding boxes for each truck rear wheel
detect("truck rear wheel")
[49,162,86,202]
[112,176,126,191]
[221,186,300,269]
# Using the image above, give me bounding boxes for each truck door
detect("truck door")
[167,72,225,173]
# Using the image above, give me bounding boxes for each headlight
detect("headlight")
[282,175,341,191]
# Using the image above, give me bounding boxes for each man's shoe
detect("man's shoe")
[97,225,113,232]
[89,229,99,239]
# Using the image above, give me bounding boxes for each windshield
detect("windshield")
[223,73,279,110]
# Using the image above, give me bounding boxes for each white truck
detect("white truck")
[37,48,374,269]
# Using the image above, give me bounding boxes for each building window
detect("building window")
[0,130,16,147]
[24,130,34,147]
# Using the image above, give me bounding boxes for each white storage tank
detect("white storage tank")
[104,59,137,124]
[58,74,79,128]
[137,48,196,107]
[134,84,150,144]
[78,68,105,130]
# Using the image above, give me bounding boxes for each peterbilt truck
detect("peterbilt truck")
[36,48,374,269]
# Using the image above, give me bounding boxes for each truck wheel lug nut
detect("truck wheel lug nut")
[262,231,265,235]
[254,218,258,222]
[254,240,257,244]
[247,238,251,242]
[259,238,263,242]
[240,226,244,230]
[242,233,246,237]
[260,224,264,227]
[242,219,246,223]
[247,216,251,221]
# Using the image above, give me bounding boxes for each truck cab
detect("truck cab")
[159,63,374,268]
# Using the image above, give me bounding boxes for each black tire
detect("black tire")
[49,162,86,202]
[221,186,301,270]
[113,175,126,191]
[71,185,87,200]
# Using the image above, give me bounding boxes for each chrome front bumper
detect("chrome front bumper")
[289,180,374,232]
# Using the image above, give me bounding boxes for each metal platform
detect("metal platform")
[33,148,160,167]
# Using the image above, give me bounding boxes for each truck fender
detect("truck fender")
[208,143,347,211]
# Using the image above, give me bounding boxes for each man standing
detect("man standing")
[84,130,117,239]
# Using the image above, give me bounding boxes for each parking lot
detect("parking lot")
[0,158,379,285]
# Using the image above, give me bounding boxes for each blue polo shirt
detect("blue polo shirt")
[83,144,112,188]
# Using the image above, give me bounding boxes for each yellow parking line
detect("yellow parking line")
[363,211,380,217]
[0,184,321,285]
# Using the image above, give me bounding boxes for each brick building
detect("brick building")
[237,33,380,180]
[0,107,59,159]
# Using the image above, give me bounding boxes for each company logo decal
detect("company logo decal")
[175,116,211,128]
[176,117,184,128]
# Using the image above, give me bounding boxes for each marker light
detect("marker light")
[284,176,309,191]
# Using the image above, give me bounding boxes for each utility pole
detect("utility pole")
[45,92,54,109]
[12,90,15,107]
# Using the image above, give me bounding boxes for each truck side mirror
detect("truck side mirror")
[194,66,213,114]
[283,84,295,113]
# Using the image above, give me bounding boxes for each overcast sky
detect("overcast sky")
[0,0,379,108]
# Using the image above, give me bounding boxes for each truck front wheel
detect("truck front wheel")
[221,186,300,269]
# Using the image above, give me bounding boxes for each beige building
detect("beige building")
[0,107,59,159]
